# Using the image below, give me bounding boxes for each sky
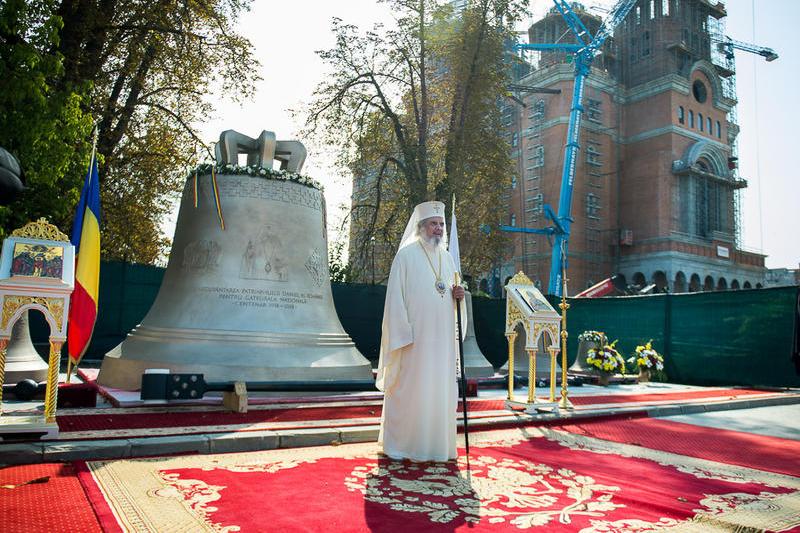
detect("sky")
[192,0,799,270]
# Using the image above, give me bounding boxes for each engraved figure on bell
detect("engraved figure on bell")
[182,240,220,270]
[238,227,288,282]
[305,248,325,287]
[240,240,257,278]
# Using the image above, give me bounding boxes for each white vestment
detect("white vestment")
[377,238,464,462]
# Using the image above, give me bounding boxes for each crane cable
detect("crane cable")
[751,0,764,252]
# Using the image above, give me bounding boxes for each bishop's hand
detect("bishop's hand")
[452,285,465,301]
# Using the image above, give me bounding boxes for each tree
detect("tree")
[303,0,525,280]
[55,0,260,263]
[0,0,260,263]
[0,0,94,239]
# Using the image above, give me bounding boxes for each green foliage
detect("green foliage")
[1,0,260,264]
[59,0,260,263]
[328,239,358,283]
[0,0,94,238]
[302,0,527,279]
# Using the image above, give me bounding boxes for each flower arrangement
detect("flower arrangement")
[578,330,605,344]
[586,340,626,374]
[627,340,664,371]
[191,163,323,191]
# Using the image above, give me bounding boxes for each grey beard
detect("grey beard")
[421,235,442,247]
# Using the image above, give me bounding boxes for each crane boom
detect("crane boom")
[715,36,778,62]
[512,0,637,296]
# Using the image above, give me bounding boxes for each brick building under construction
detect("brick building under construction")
[496,0,767,295]
[349,0,769,295]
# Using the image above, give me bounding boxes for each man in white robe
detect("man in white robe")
[376,201,465,462]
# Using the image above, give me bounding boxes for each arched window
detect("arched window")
[678,106,685,124]
[703,275,714,291]
[716,120,721,138]
[698,113,704,131]
[674,271,687,293]
[689,110,694,128]
[510,214,516,226]
[653,271,668,292]
[689,273,701,292]
[707,117,712,134]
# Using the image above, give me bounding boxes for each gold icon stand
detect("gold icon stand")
[502,272,569,414]
[0,219,75,440]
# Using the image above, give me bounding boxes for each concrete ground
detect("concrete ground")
[663,403,800,440]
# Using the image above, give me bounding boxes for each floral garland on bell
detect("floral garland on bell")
[191,163,323,191]
[627,340,664,371]
[586,340,626,374]
[578,330,605,344]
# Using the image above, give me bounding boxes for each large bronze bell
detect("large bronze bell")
[98,130,372,390]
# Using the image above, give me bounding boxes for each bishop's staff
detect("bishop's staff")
[449,197,470,460]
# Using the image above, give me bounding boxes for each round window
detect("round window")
[692,80,707,103]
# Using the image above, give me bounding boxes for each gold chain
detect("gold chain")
[418,241,442,280]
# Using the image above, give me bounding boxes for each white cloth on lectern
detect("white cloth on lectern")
[377,235,465,462]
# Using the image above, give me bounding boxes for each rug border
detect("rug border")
[75,460,124,533]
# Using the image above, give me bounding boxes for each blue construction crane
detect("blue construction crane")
[506,0,638,296]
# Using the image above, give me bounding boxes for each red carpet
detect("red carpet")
[0,463,101,533]
[569,387,771,405]
[56,388,770,434]
[553,416,800,477]
[78,427,800,532]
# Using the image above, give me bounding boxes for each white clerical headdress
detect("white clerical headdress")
[397,200,448,250]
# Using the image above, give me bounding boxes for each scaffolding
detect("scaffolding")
[708,15,744,248]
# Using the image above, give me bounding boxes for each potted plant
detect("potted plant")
[627,340,664,383]
[585,340,626,385]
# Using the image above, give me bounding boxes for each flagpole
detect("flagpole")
[454,272,470,463]
[66,122,100,383]
[450,195,470,465]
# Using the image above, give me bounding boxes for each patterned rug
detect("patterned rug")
[79,426,800,532]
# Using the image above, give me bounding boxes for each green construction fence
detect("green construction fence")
[28,261,799,388]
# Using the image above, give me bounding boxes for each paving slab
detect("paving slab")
[337,425,379,444]
[0,442,44,466]
[209,430,280,453]
[277,427,341,449]
[42,440,132,463]
[128,434,210,458]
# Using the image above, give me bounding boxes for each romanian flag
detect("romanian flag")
[67,154,101,365]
